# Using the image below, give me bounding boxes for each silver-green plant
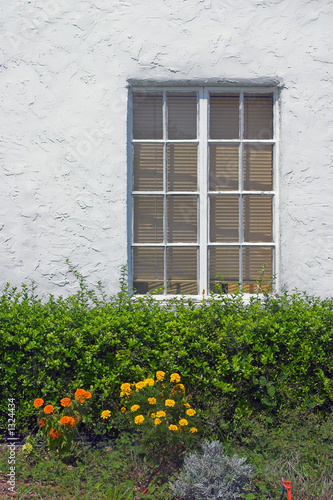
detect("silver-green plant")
[170,440,253,500]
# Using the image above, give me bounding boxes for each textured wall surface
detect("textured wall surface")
[0,0,332,297]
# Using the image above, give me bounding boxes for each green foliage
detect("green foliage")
[112,371,199,467]
[33,389,92,459]
[0,264,333,437]
[224,410,333,500]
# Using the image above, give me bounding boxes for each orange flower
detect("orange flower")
[74,389,91,402]
[60,398,72,407]
[49,428,61,439]
[43,405,54,414]
[59,416,76,428]
[34,398,44,408]
[121,407,126,413]
[39,418,46,428]
[75,388,85,398]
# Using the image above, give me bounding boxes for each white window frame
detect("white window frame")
[127,84,280,299]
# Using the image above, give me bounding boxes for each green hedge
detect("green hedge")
[1,271,333,437]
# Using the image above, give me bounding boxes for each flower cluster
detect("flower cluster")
[33,388,92,457]
[102,372,199,438]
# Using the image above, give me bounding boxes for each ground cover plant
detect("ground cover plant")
[0,265,333,498]
[0,411,332,499]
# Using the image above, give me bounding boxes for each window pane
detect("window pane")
[168,144,197,191]
[167,196,197,242]
[244,94,273,139]
[209,247,239,293]
[167,93,197,139]
[210,94,239,139]
[209,144,239,191]
[133,93,163,139]
[210,195,239,242]
[133,144,163,191]
[167,247,197,294]
[133,196,163,243]
[243,195,272,242]
[133,247,164,293]
[243,247,273,292]
[243,144,273,191]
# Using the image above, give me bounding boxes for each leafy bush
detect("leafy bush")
[108,371,199,467]
[33,389,92,458]
[0,264,333,437]
[170,440,253,499]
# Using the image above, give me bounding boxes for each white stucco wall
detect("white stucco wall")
[0,0,332,298]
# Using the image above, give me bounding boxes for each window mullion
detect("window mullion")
[128,91,134,292]
[239,91,244,285]
[198,88,208,295]
[163,91,167,294]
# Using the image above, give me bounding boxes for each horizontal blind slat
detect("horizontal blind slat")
[133,93,163,140]
[210,94,239,139]
[167,93,197,139]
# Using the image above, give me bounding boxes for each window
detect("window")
[129,87,277,296]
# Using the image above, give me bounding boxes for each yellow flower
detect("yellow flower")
[148,397,156,405]
[179,419,188,426]
[101,410,111,419]
[136,381,145,391]
[121,407,126,413]
[120,383,133,397]
[184,403,191,408]
[154,418,162,425]
[134,415,144,425]
[151,413,156,418]
[190,427,198,433]
[170,373,181,383]
[156,371,165,381]
[186,409,196,416]
[144,378,155,386]
[156,411,166,418]
[120,390,133,397]
[169,424,178,431]
[131,404,140,412]
[121,383,131,391]
[172,384,186,395]
[22,443,33,454]
[165,399,175,407]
